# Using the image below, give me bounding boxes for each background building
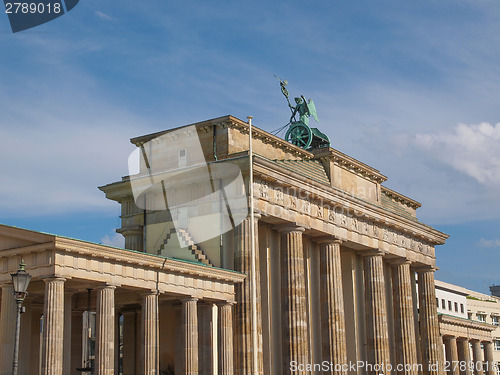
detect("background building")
[435,280,499,375]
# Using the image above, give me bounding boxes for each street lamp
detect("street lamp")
[11,260,31,375]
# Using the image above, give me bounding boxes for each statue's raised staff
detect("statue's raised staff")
[275,76,330,150]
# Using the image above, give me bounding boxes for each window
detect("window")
[442,299,446,309]
[461,304,464,314]
[478,314,486,323]
[448,300,452,310]
[492,316,499,326]
[178,148,187,168]
[468,312,473,320]
[436,298,439,307]
[454,302,458,312]
[494,340,500,351]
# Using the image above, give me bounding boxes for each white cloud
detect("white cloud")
[479,238,500,248]
[100,232,125,248]
[415,122,500,188]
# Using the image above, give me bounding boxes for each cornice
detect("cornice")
[128,115,313,159]
[53,237,246,284]
[381,186,421,210]
[311,147,387,183]
[438,314,496,332]
[225,116,313,159]
[0,233,246,284]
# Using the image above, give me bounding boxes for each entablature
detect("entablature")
[252,158,448,264]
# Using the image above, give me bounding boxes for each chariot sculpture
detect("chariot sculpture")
[276,76,330,150]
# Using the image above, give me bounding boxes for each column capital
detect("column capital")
[388,258,413,266]
[216,301,235,307]
[235,208,261,221]
[360,248,386,258]
[251,209,263,220]
[96,284,118,290]
[42,277,66,283]
[273,223,305,233]
[181,296,199,303]
[315,236,342,245]
[414,265,439,273]
[141,290,160,297]
[117,226,143,236]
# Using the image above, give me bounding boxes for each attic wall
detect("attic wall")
[227,127,304,160]
[331,164,380,204]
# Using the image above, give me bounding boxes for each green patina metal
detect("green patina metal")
[275,76,330,150]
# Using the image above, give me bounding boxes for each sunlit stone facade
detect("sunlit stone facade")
[0,116,451,374]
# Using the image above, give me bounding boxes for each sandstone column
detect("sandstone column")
[95,285,116,375]
[471,341,483,375]
[457,339,472,375]
[142,291,159,375]
[182,297,199,375]
[318,238,347,374]
[443,336,460,375]
[219,302,234,375]
[234,214,263,375]
[417,267,444,375]
[122,310,137,375]
[0,284,16,374]
[41,277,66,375]
[119,227,143,252]
[63,292,73,375]
[483,341,495,375]
[392,260,418,375]
[364,252,391,375]
[278,224,309,374]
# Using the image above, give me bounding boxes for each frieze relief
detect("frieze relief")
[275,187,284,205]
[316,204,324,219]
[253,179,434,256]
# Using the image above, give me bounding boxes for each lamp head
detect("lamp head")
[11,260,31,302]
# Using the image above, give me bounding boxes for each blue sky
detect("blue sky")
[1,0,499,293]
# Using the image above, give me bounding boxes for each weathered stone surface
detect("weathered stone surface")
[219,302,234,375]
[392,261,418,375]
[234,215,263,375]
[443,336,459,375]
[319,239,347,374]
[41,278,65,375]
[364,253,391,375]
[278,225,309,374]
[182,297,199,375]
[95,285,116,375]
[418,268,444,375]
[142,291,159,375]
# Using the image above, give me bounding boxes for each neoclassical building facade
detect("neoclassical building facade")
[100,115,449,375]
[0,115,488,375]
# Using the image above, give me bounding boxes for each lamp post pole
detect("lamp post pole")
[12,298,22,375]
[11,260,31,375]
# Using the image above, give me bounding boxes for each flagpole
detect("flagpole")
[247,116,259,375]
